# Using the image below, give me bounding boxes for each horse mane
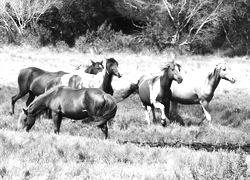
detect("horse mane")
[26,85,61,116]
[161,61,181,74]
[207,62,225,80]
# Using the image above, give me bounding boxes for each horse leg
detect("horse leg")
[143,105,151,125]
[26,91,36,107]
[11,91,28,114]
[169,101,178,119]
[99,122,108,139]
[52,111,62,134]
[151,106,157,124]
[153,102,168,127]
[200,101,212,124]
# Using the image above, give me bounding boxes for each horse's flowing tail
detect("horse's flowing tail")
[113,83,139,103]
[96,94,117,127]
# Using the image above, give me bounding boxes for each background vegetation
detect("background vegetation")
[0,0,249,55]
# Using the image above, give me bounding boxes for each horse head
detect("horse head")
[91,60,104,74]
[106,58,122,78]
[17,107,36,132]
[163,61,183,84]
[215,62,236,84]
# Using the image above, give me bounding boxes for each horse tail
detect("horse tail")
[96,94,117,127]
[113,82,139,103]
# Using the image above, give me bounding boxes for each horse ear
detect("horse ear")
[23,108,28,115]
[91,60,95,65]
[100,60,103,65]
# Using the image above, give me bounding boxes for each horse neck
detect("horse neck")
[160,72,172,90]
[28,98,47,117]
[28,90,54,116]
[100,70,113,94]
[204,70,221,94]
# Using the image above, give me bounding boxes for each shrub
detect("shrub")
[75,22,133,53]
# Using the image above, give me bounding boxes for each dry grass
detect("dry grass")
[0,130,247,179]
[0,44,250,179]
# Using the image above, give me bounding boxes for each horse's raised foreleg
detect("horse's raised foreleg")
[52,111,62,134]
[200,101,212,124]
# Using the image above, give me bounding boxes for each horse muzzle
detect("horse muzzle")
[176,77,183,84]
[115,72,122,78]
[230,78,236,84]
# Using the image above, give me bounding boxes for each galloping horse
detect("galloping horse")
[60,58,122,95]
[138,61,183,126]
[170,62,236,124]
[11,62,104,115]
[18,86,117,139]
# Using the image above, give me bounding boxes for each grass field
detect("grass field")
[0,45,250,179]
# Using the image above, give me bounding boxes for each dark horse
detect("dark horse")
[11,67,67,114]
[138,61,183,126]
[11,62,104,115]
[84,60,104,74]
[18,86,117,139]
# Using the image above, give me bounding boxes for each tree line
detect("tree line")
[0,0,249,56]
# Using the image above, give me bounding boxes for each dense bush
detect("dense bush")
[0,0,249,55]
[75,22,135,53]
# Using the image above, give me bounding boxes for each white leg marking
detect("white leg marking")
[144,106,151,125]
[154,102,167,120]
[201,104,212,122]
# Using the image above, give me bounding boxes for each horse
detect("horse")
[11,61,104,115]
[17,86,117,139]
[60,58,122,95]
[170,62,236,124]
[11,67,68,114]
[84,60,104,74]
[138,61,183,126]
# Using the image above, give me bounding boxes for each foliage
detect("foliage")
[1,0,250,54]
[0,0,57,44]
[37,0,118,47]
[222,0,250,56]
[75,22,133,53]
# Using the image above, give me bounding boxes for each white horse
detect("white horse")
[170,62,236,124]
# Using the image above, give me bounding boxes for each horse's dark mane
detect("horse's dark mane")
[27,85,61,116]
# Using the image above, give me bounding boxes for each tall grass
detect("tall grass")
[0,130,247,179]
